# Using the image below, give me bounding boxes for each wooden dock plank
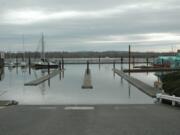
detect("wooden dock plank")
[114,69,159,97]
[24,69,62,86]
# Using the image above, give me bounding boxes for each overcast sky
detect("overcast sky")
[0,0,180,52]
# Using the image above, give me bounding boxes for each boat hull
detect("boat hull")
[33,64,58,69]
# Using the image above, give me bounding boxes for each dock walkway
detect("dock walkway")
[24,69,62,86]
[123,68,180,73]
[114,69,159,97]
[82,69,93,89]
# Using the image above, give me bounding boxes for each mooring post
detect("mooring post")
[16,55,18,67]
[133,56,135,66]
[59,60,61,70]
[99,56,101,64]
[113,60,116,69]
[121,56,123,70]
[87,61,89,74]
[48,62,50,75]
[62,57,64,69]
[121,56,123,65]
[128,45,131,75]
[146,57,149,66]
[28,55,31,75]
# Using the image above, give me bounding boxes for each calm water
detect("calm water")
[0,64,157,105]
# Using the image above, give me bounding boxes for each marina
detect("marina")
[0,63,155,105]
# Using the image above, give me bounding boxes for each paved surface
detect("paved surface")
[0,104,179,135]
[114,69,159,97]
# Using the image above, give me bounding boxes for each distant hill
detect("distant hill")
[4,51,175,59]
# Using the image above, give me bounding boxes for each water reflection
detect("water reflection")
[59,71,61,80]
[0,68,4,81]
[128,82,131,98]
[62,70,64,78]
[98,63,101,71]
[16,66,18,75]
[0,64,154,105]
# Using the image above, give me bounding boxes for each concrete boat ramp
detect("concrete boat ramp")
[114,69,160,97]
[24,69,63,86]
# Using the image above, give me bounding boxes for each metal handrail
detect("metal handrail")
[156,93,180,106]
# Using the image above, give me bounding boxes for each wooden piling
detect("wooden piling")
[146,57,149,66]
[87,61,89,74]
[128,45,131,75]
[133,56,135,66]
[48,62,50,75]
[28,55,31,74]
[121,56,123,65]
[16,55,18,66]
[59,60,61,70]
[113,60,116,69]
[62,57,64,69]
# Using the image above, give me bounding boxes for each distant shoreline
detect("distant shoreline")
[4,51,176,59]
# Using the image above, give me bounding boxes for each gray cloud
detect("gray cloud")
[0,0,180,52]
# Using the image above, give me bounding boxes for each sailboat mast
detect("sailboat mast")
[22,34,25,61]
[41,33,45,61]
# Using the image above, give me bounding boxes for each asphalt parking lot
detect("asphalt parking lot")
[0,104,179,135]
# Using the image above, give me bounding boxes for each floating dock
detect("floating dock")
[0,100,18,106]
[123,68,180,73]
[114,69,159,97]
[82,69,93,89]
[24,69,62,86]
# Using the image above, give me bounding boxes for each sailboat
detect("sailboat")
[33,33,58,69]
[20,35,27,68]
[8,51,15,68]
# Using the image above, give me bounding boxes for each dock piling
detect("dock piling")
[146,57,149,66]
[62,57,64,69]
[121,56,123,65]
[128,45,131,75]
[59,60,61,70]
[16,55,18,67]
[28,55,31,74]
[48,62,50,75]
[133,56,135,66]
[87,61,89,74]
[113,60,116,69]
